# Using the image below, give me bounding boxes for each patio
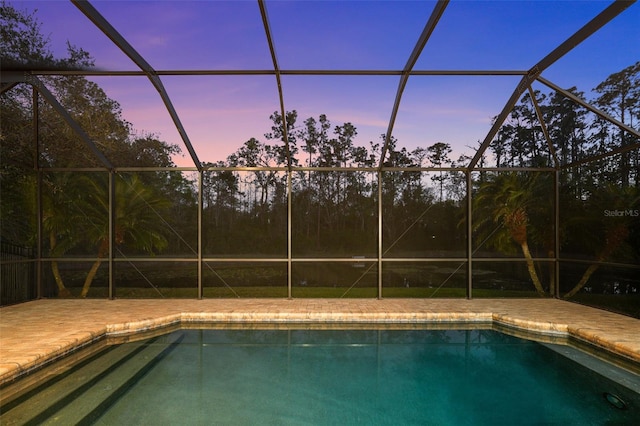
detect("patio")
[1,298,639,386]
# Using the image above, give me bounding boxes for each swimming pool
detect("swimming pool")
[2,326,639,425]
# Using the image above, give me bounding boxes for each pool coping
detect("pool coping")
[1,298,639,386]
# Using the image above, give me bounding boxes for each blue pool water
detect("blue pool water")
[2,327,639,425]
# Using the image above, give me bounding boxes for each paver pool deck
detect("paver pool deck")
[1,298,639,386]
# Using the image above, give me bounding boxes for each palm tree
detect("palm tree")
[474,172,552,296]
[79,173,170,297]
[563,184,638,298]
[41,173,87,297]
[39,173,169,297]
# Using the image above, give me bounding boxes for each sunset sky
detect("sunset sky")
[8,0,640,166]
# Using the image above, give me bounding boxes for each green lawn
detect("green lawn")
[63,286,639,319]
[79,286,539,299]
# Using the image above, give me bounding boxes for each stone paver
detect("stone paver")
[1,298,639,385]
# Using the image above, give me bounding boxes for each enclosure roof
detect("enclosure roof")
[2,0,639,170]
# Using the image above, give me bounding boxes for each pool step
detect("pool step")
[0,342,146,425]
[0,332,184,425]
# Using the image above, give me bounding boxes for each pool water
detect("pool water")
[2,327,639,425]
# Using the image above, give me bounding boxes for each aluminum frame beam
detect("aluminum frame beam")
[23,69,529,77]
[527,86,560,168]
[563,140,640,169]
[34,88,43,298]
[0,71,34,94]
[468,0,636,170]
[0,82,17,94]
[379,0,449,170]
[71,0,202,171]
[537,76,640,140]
[28,75,113,169]
[258,0,296,297]
[258,0,293,170]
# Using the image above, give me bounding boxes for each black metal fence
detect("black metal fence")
[1,240,37,306]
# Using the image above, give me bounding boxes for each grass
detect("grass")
[77,286,539,299]
[60,286,639,319]
[569,293,640,319]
